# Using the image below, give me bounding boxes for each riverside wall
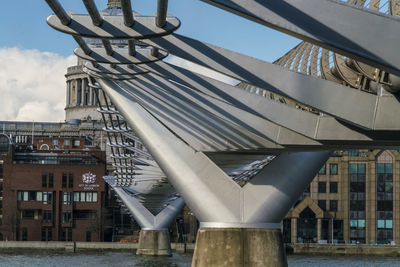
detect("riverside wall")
[0,241,399,257]
[290,244,400,257]
[0,241,195,253]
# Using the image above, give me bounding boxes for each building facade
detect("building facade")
[283,149,400,245]
[0,134,107,242]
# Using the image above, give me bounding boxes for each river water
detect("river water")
[0,252,399,266]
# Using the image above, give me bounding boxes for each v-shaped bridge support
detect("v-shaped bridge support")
[98,77,330,266]
[109,185,184,256]
[112,186,184,230]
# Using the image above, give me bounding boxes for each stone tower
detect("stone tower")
[108,0,121,8]
[64,1,118,122]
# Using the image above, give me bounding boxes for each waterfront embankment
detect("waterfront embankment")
[290,243,400,257]
[0,241,195,253]
[1,241,399,257]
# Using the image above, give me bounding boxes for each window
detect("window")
[330,182,338,193]
[29,191,36,201]
[42,192,53,205]
[62,211,72,223]
[68,173,74,188]
[318,182,326,193]
[80,192,86,202]
[349,164,366,243]
[348,150,359,156]
[41,228,46,241]
[318,200,326,211]
[22,210,35,219]
[42,210,52,223]
[63,192,72,205]
[22,228,28,241]
[73,192,98,202]
[61,228,66,241]
[52,139,58,146]
[48,173,54,188]
[73,140,80,147]
[39,144,50,150]
[62,173,67,188]
[318,164,326,175]
[87,192,92,202]
[73,210,97,220]
[330,200,338,211]
[64,139,70,146]
[68,228,72,241]
[86,230,91,242]
[0,135,10,154]
[47,228,52,241]
[376,158,393,244]
[0,164,3,179]
[18,191,42,202]
[41,227,52,241]
[73,192,79,202]
[42,173,47,187]
[329,164,338,175]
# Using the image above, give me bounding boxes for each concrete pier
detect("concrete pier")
[136,230,172,256]
[192,228,287,267]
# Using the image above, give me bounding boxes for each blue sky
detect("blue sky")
[0,0,299,61]
[0,0,299,122]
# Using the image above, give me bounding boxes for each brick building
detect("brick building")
[0,133,107,242]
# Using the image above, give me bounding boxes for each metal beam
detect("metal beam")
[156,0,169,28]
[85,62,147,75]
[46,13,180,39]
[101,39,113,56]
[74,47,168,64]
[200,0,400,77]
[82,0,103,26]
[139,63,375,142]
[128,40,136,56]
[44,0,71,25]
[141,34,400,130]
[72,36,91,55]
[121,0,135,27]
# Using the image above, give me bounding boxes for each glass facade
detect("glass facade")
[349,163,366,243]
[376,162,393,244]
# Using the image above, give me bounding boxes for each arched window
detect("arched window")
[39,144,50,151]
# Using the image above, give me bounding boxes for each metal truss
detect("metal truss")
[86,79,183,229]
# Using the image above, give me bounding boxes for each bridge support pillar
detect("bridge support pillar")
[192,227,287,267]
[137,229,172,256]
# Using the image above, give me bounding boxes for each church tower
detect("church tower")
[64,1,120,122]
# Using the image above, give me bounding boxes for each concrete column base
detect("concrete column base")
[136,230,172,256]
[192,227,287,267]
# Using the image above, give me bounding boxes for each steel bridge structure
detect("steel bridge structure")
[44,0,400,266]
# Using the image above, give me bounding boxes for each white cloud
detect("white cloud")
[166,55,238,86]
[0,47,75,122]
